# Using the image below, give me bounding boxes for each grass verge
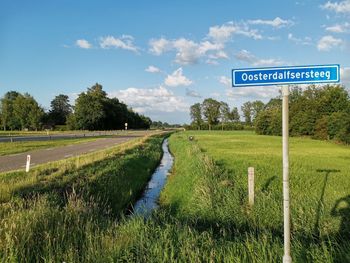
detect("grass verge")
[0,134,166,262]
[0,137,102,156]
[1,131,349,262]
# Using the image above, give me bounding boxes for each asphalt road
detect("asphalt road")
[0,131,122,142]
[0,135,141,173]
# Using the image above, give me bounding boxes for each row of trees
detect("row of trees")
[151,121,181,129]
[0,92,45,131]
[255,84,350,143]
[188,84,350,144]
[0,83,152,131]
[67,83,151,130]
[190,99,238,130]
[189,98,264,130]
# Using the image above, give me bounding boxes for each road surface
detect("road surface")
[0,131,127,142]
[0,135,141,173]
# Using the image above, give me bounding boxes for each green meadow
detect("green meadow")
[0,131,349,262]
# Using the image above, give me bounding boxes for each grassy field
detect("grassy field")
[107,131,350,262]
[161,131,350,262]
[0,131,349,262]
[0,134,166,262]
[0,137,102,156]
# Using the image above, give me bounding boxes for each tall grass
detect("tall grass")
[1,131,349,262]
[109,131,349,262]
[0,135,166,262]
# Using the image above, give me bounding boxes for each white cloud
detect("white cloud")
[208,50,229,59]
[206,59,219,65]
[321,0,350,13]
[148,20,279,65]
[219,76,232,87]
[172,38,202,65]
[235,49,255,63]
[208,21,262,44]
[149,38,172,55]
[100,35,138,52]
[253,59,284,66]
[76,39,92,49]
[219,75,279,101]
[248,17,294,28]
[148,20,283,65]
[145,65,161,73]
[164,68,193,87]
[210,92,221,98]
[340,67,350,87]
[186,88,202,98]
[149,37,224,65]
[317,35,344,51]
[109,86,188,113]
[234,49,284,66]
[288,33,312,45]
[325,22,350,33]
[226,86,279,101]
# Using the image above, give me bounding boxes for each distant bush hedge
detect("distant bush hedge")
[185,122,248,131]
[255,85,350,144]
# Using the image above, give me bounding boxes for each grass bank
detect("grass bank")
[0,134,166,262]
[102,131,349,262]
[1,131,349,262]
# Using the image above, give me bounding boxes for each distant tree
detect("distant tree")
[256,84,350,144]
[336,115,350,144]
[13,93,43,130]
[104,97,128,130]
[255,106,282,135]
[0,91,20,130]
[190,103,203,130]
[73,83,152,130]
[251,100,265,122]
[29,104,44,130]
[219,101,230,130]
[230,107,240,122]
[241,101,253,125]
[327,112,349,140]
[140,115,152,129]
[49,94,72,125]
[74,83,107,130]
[66,113,77,130]
[314,115,329,140]
[202,98,221,130]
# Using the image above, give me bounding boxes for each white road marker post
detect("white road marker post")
[282,86,292,263]
[25,155,31,173]
[125,122,128,131]
[248,167,255,206]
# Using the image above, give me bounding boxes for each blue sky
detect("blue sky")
[1,0,350,124]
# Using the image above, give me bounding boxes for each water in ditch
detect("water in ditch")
[132,138,173,216]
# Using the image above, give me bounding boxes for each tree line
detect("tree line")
[0,83,151,131]
[189,98,264,130]
[255,84,350,144]
[189,84,350,144]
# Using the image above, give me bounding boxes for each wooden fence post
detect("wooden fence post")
[248,167,255,206]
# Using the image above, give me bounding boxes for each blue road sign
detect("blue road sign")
[232,64,340,87]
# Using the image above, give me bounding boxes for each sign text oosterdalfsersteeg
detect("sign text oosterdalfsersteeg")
[232,64,340,87]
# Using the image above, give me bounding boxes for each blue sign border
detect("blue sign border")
[232,64,340,87]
